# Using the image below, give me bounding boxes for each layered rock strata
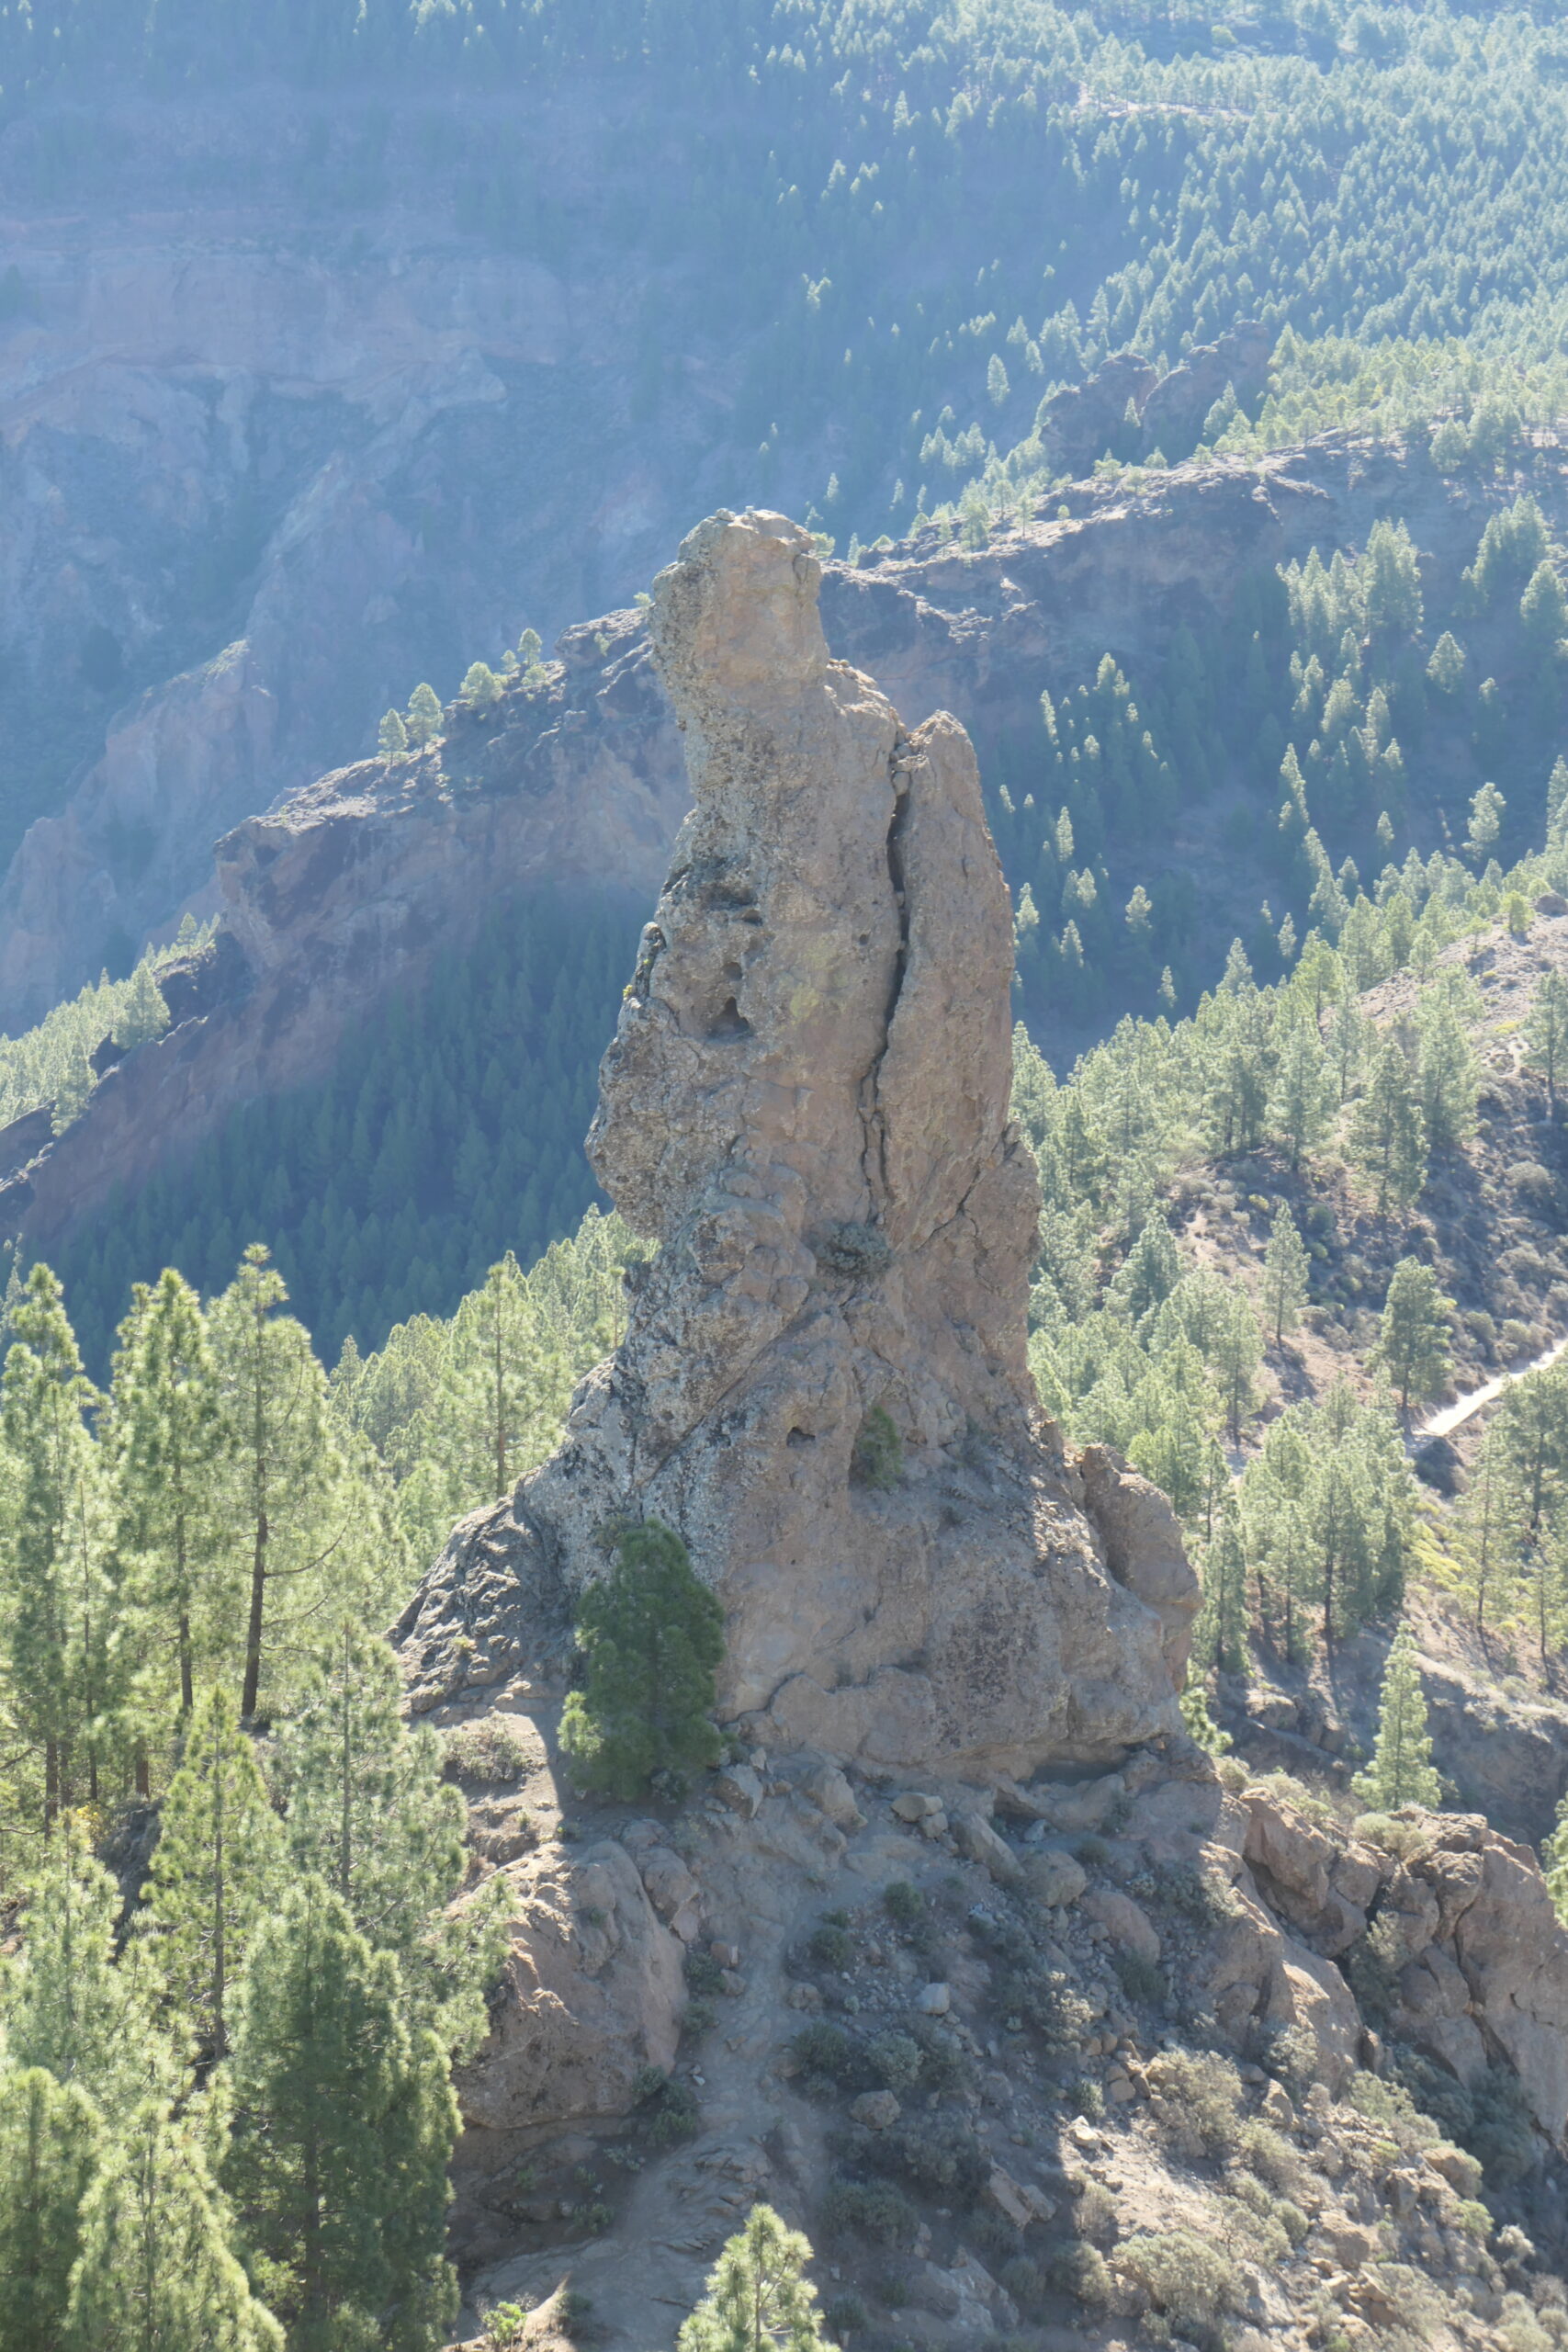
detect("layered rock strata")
[396,507,1197,1775]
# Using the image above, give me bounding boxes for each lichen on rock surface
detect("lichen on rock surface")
[397,507,1197,1774]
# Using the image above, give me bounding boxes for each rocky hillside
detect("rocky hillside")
[7,425,1566,1317]
[384,509,1568,2352]
[1019,872,1568,1853]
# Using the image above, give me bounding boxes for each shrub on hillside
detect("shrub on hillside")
[443,1714,533,1783]
[1117,2229,1244,2332]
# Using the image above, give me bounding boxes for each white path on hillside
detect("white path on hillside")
[1417,1329,1568,1442]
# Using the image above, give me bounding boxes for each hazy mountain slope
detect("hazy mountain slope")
[5,423,1566,1364]
[4,0,1568,1021]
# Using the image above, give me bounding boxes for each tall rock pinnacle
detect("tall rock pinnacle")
[399,509,1197,1774]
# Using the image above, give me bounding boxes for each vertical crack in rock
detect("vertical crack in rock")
[397,508,1198,1774]
[862,738,916,1216]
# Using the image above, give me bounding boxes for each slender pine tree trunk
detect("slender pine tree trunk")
[79,1476,98,1806]
[242,1502,266,1722]
[242,1304,269,1722]
[1475,1464,1493,1651]
[213,1726,227,2056]
[493,1311,507,1496]
[176,1497,194,1715]
[340,1624,353,1901]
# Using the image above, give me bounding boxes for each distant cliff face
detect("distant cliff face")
[2,60,1560,1047]
[0,88,816,1028]
[6,430,1562,1264]
[0,606,688,1248]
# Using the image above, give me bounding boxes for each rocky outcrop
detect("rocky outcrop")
[1035,351,1157,475]
[1033,323,1272,475]
[397,507,1197,1775]
[458,1839,685,2137]
[1235,1782,1568,2146]
[1136,322,1273,459]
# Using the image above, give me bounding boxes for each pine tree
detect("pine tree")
[1349,1039,1427,1216]
[1548,755,1568,846]
[139,1684,284,2056]
[378,709,409,763]
[208,1249,395,1722]
[1179,1674,1232,1756]
[111,1268,230,1723]
[677,2203,839,2352]
[1543,1788,1568,1927]
[1327,991,1366,1103]
[1196,1497,1247,1676]
[1371,1257,1454,1418]
[1213,1290,1262,1445]
[459,661,502,710]
[51,1036,95,1134]
[405,684,443,748]
[560,1519,725,1798]
[1419,625,1476,695]
[221,1879,457,2352]
[1415,988,1480,1154]
[1268,1017,1329,1169]
[1521,560,1568,652]
[1526,970,1568,1104]
[3,1825,174,2110]
[449,1251,547,1498]
[1262,1208,1310,1348]
[111,961,171,1051]
[1497,1363,1568,1540]
[0,2066,99,2352]
[1461,1422,1518,1649]
[1465,779,1505,864]
[276,1623,495,2052]
[1351,1625,1442,1812]
[0,1265,114,1822]
[66,2098,282,2352]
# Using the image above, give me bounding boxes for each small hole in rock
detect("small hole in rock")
[707,996,751,1040]
[786,1427,816,1447]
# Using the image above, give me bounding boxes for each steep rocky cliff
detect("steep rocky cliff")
[396,507,1197,1773]
[10,428,1563,1278]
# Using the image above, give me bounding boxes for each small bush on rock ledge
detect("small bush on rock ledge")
[560,1519,724,1798]
[851,1406,903,1490]
[1117,2228,1244,2336]
[443,1714,533,1783]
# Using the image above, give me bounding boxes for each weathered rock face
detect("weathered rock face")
[1235,1781,1568,2147]
[457,1839,685,2137]
[401,508,1197,1776]
[1032,322,1271,476]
